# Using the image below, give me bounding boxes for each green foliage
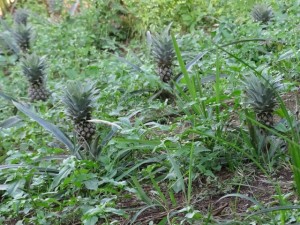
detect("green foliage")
[46,0,63,15]
[79,0,133,50]
[13,8,29,26]
[13,23,34,53]
[21,53,47,82]
[0,31,20,55]
[1,0,300,224]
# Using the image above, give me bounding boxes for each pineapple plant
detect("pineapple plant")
[0,31,20,55]
[62,81,98,147]
[21,53,50,102]
[251,4,273,24]
[13,24,33,53]
[243,74,281,127]
[13,9,29,26]
[148,24,175,83]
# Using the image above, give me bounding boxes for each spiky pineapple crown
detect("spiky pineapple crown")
[243,74,282,113]
[0,31,20,55]
[251,4,273,24]
[149,24,175,66]
[13,24,34,51]
[21,53,47,83]
[14,9,29,26]
[62,82,99,123]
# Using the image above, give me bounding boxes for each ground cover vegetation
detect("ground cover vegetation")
[1,0,300,224]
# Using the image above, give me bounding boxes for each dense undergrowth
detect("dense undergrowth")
[1,0,300,224]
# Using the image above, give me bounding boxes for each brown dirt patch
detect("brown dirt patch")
[205,165,294,220]
[113,164,295,224]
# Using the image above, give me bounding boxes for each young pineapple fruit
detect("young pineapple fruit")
[62,82,98,147]
[13,9,29,26]
[251,4,273,24]
[149,25,175,83]
[13,24,33,53]
[21,54,50,102]
[243,74,281,127]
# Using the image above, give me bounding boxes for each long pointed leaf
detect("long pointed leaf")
[98,127,118,150]
[0,164,28,170]
[37,155,69,161]
[0,90,17,102]
[50,164,74,190]
[246,205,300,218]
[185,51,209,72]
[116,155,166,181]
[130,204,159,225]
[13,101,75,152]
[131,176,153,205]
[0,116,22,128]
[7,179,25,197]
[168,154,186,195]
[218,193,263,208]
[116,56,144,73]
[175,38,268,83]
[0,184,9,190]
[0,164,59,173]
[88,119,122,129]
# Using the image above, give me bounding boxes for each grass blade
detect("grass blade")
[172,34,196,100]
[130,204,158,225]
[168,154,186,197]
[116,155,165,181]
[218,193,263,208]
[50,163,74,190]
[246,205,300,219]
[131,176,153,205]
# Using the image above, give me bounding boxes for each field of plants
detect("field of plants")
[1,0,300,224]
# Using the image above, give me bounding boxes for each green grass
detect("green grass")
[1,0,300,224]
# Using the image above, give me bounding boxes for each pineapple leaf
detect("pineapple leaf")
[90,134,101,159]
[21,53,47,82]
[116,55,144,73]
[242,74,282,114]
[97,126,119,159]
[13,9,29,26]
[176,38,268,83]
[13,101,75,153]
[88,119,122,130]
[0,116,22,129]
[50,161,75,191]
[0,18,12,32]
[0,164,59,175]
[62,81,99,122]
[13,24,34,52]
[0,31,20,55]
[0,90,17,102]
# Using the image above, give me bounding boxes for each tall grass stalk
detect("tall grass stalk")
[171,34,207,119]
[214,52,222,121]
[187,142,194,206]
